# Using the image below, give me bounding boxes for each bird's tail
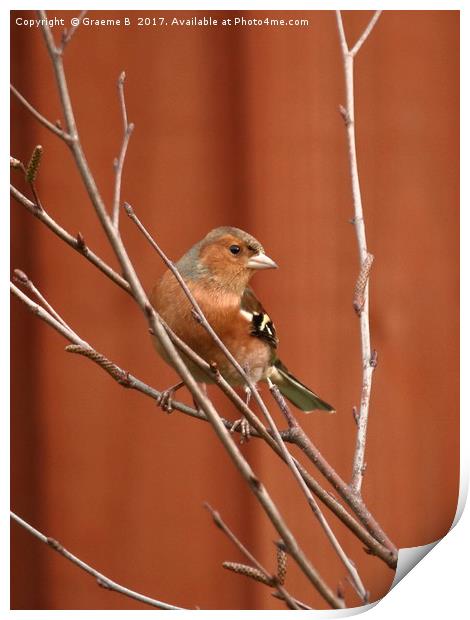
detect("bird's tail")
[270,360,335,413]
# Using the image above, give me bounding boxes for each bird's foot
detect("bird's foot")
[157,381,184,414]
[230,417,252,443]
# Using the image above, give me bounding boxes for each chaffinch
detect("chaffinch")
[150,227,334,413]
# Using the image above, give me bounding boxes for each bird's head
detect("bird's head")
[177,226,278,294]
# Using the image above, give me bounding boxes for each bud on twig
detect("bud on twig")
[10,156,22,169]
[123,202,134,217]
[191,308,203,324]
[76,232,87,252]
[352,406,359,425]
[276,543,287,585]
[13,268,29,285]
[25,145,43,183]
[370,349,378,368]
[353,253,374,316]
[338,104,352,126]
[337,580,345,600]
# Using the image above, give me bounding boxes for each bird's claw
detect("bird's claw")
[156,381,185,414]
[157,389,177,413]
[230,417,252,443]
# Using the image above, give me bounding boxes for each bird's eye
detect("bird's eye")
[229,244,241,255]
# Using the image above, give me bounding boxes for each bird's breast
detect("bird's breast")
[150,273,272,384]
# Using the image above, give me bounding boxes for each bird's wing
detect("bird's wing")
[241,288,279,349]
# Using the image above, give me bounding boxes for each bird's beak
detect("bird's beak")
[246,253,278,270]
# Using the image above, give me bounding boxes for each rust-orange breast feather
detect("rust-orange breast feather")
[150,271,273,385]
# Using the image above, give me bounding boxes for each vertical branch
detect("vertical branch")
[112,72,134,228]
[335,10,382,496]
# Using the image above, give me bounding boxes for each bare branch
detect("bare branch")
[335,10,382,496]
[11,282,88,346]
[268,382,368,603]
[10,511,184,610]
[335,11,349,55]
[205,504,304,610]
[350,11,382,57]
[10,184,130,294]
[286,424,397,560]
[10,84,71,141]
[13,269,80,340]
[112,72,134,228]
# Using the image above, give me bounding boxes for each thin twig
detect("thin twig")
[350,11,382,57]
[112,72,134,228]
[10,184,130,294]
[11,282,88,346]
[271,591,312,610]
[10,84,71,142]
[285,423,397,558]
[13,269,80,340]
[60,10,87,51]
[10,511,183,610]
[335,10,381,496]
[205,504,305,610]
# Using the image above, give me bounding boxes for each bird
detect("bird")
[150,226,335,423]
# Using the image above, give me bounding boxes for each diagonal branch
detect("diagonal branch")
[112,72,134,228]
[10,184,130,294]
[11,511,184,610]
[268,382,368,603]
[10,84,71,141]
[205,504,306,610]
[13,268,80,340]
[335,10,381,496]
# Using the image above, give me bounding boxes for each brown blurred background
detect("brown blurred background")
[10,10,459,610]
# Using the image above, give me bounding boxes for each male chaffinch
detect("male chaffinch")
[150,227,334,414]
